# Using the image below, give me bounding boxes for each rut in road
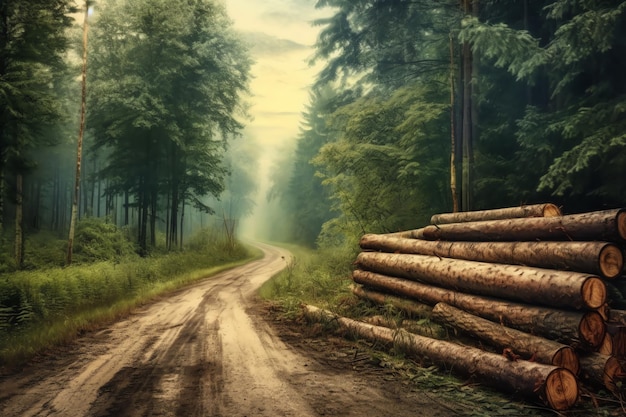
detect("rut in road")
[0,243,450,417]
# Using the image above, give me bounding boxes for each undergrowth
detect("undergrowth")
[260,242,625,417]
[0,219,258,367]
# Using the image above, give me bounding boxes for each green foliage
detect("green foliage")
[0,231,252,365]
[72,217,137,263]
[0,0,76,222]
[459,16,545,83]
[313,83,449,244]
[259,243,357,314]
[89,0,252,251]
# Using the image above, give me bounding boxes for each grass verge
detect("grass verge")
[0,243,262,368]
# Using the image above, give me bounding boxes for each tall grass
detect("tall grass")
[0,221,260,366]
[258,243,360,317]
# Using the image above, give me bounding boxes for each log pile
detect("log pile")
[347,204,626,411]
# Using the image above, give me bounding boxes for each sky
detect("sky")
[222,0,332,237]
[224,0,328,147]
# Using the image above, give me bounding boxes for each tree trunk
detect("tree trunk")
[14,174,23,269]
[449,32,459,213]
[359,234,623,279]
[66,1,89,265]
[351,284,433,318]
[423,208,626,242]
[123,191,129,225]
[578,353,625,393]
[385,227,426,239]
[355,252,606,310]
[150,189,157,247]
[179,198,185,250]
[352,270,606,349]
[302,304,579,411]
[431,302,579,374]
[431,203,561,225]
[461,0,473,212]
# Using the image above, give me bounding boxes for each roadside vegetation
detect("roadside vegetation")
[0,218,258,367]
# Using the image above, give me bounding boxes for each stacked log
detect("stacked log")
[302,304,579,412]
[347,204,626,411]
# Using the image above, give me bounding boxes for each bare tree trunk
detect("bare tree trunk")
[359,234,623,279]
[67,0,89,265]
[431,302,579,374]
[179,198,185,250]
[430,203,561,224]
[578,353,625,393]
[351,285,433,318]
[302,304,579,412]
[14,174,23,268]
[449,32,459,213]
[150,189,157,247]
[461,0,473,212]
[355,252,606,310]
[423,208,626,242]
[123,191,129,226]
[352,270,606,349]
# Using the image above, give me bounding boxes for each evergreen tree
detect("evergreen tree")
[0,0,76,266]
[89,0,251,252]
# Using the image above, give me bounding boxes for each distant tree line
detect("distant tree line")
[270,0,626,247]
[0,0,254,268]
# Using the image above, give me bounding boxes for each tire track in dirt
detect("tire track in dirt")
[0,242,451,417]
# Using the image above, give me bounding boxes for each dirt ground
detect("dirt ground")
[0,243,452,417]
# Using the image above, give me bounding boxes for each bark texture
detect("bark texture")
[579,353,625,393]
[360,234,623,279]
[431,203,561,225]
[302,304,579,411]
[352,270,606,349]
[423,209,626,242]
[355,252,606,310]
[351,285,432,318]
[431,303,579,374]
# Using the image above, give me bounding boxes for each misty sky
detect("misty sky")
[224,0,328,147]
[224,0,330,237]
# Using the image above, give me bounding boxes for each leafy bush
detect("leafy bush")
[72,217,137,262]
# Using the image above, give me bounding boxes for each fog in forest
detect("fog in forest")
[1,0,625,263]
[225,0,330,241]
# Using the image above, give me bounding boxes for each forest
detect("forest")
[0,0,255,271]
[269,0,626,249]
[1,0,624,266]
[0,0,625,374]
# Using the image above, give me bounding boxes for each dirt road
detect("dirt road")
[0,243,449,417]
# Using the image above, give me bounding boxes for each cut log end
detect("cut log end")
[542,204,562,217]
[544,368,578,411]
[604,357,625,393]
[581,277,606,309]
[552,347,580,376]
[598,333,613,356]
[619,210,626,241]
[579,312,606,349]
[599,245,624,279]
